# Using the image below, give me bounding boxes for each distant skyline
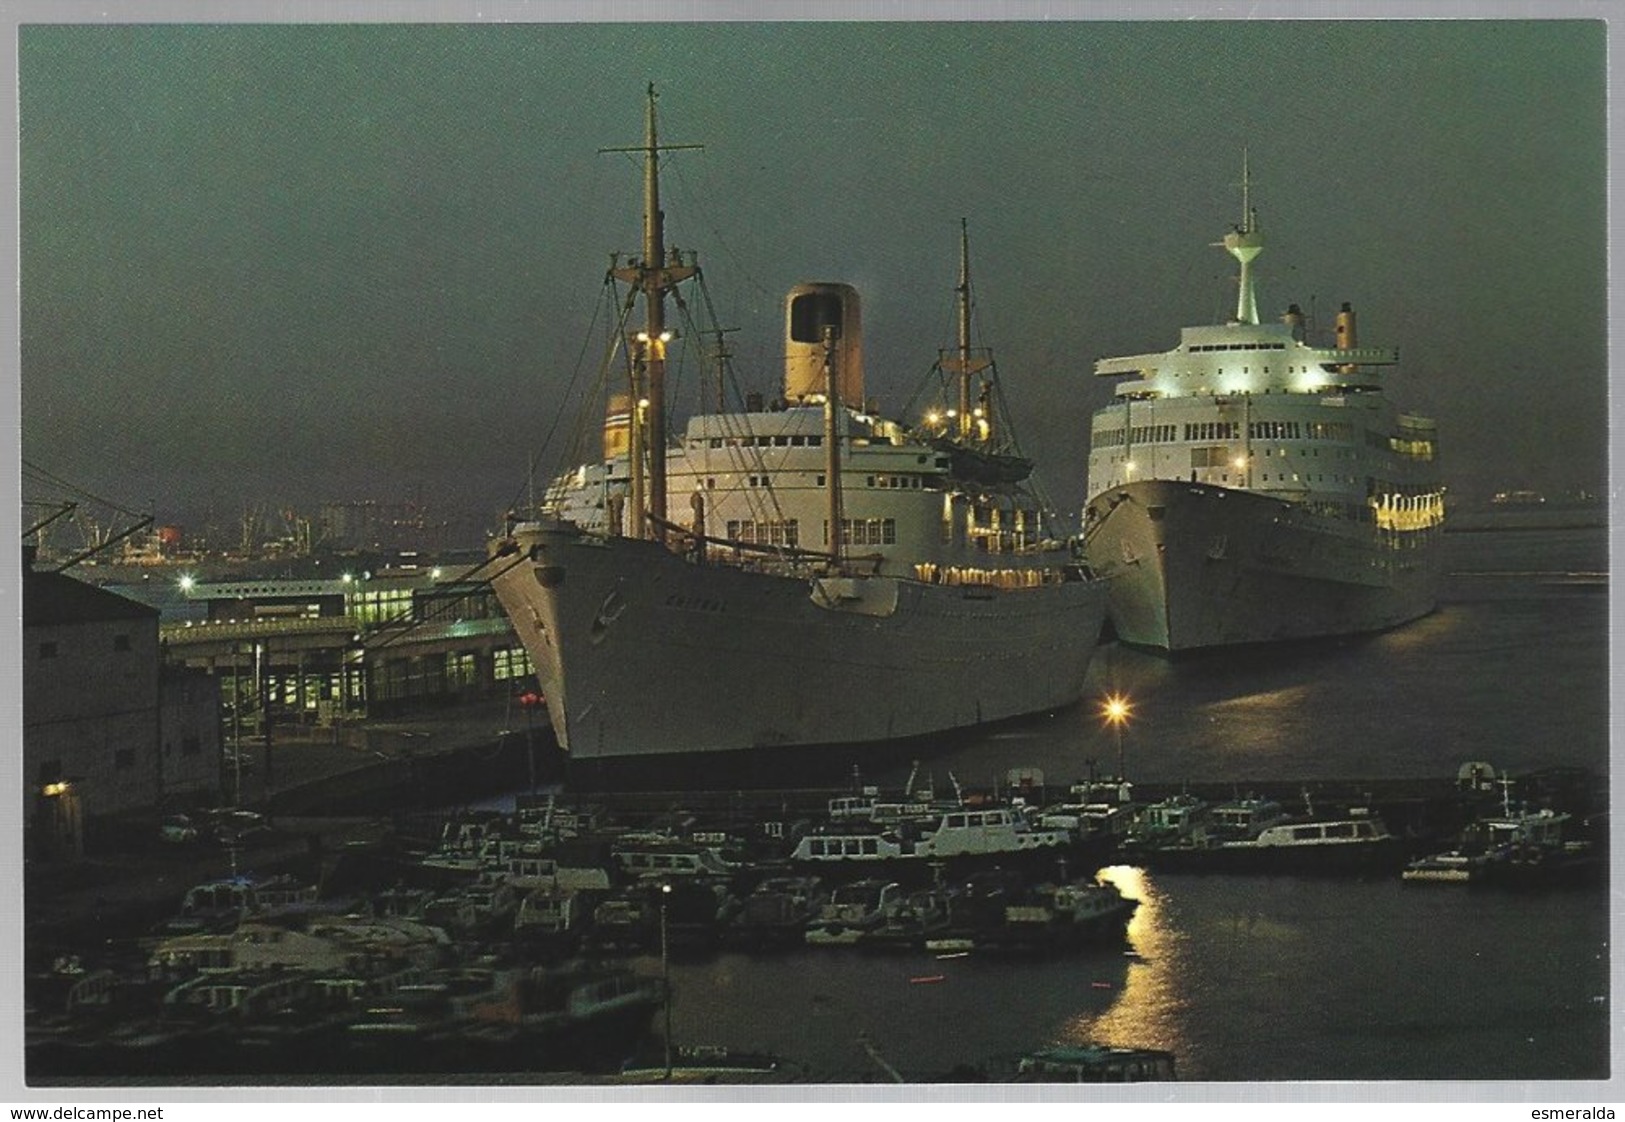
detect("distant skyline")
[17,15,1608,543]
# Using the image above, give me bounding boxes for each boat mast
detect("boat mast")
[956,219,973,439]
[605,85,699,542]
[823,325,845,565]
[945,218,992,443]
[1221,148,1263,326]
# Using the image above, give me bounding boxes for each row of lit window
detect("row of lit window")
[1187,341,1288,352]
[1094,424,1178,447]
[803,836,883,857]
[1098,418,1364,449]
[699,434,825,449]
[1390,438,1436,461]
[726,519,801,547]
[1187,421,1240,441]
[492,647,534,681]
[716,473,926,491]
[830,518,897,546]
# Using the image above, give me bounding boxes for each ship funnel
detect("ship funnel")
[603,391,631,460]
[784,283,863,404]
[1281,302,1305,343]
[1335,301,1357,349]
[1335,302,1357,374]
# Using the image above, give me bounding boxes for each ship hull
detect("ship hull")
[1083,479,1440,653]
[490,525,1107,760]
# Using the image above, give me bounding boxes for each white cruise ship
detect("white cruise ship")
[487,89,1107,760]
[1080,174,1444,653]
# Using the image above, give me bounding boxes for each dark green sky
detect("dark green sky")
[16,18,1608,533]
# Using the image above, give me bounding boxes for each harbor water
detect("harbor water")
[609,523,1611,1083]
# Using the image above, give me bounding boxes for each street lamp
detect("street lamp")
[1101,692,1133,781]
[660,881,673,1080]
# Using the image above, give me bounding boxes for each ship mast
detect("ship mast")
[605,85,699,542]
[1221,148,1263,326]
[823,325,845,565]
[944,218,992,442]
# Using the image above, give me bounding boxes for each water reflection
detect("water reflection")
[1079,865,1189,1060]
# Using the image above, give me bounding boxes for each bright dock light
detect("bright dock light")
[1102,693,1132,727]
[1101,693,1133,781]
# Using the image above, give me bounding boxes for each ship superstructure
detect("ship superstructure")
[546,275,1057,579]
[1081,166,1443,652]
[488,89,1106,760]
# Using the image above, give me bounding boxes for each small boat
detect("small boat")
[859,886,957,951]
[995,877,1138,951]
[612,1044,807,1084]
[611,836,742,882]
[724,876,830,950]
[804,879,902,947]
[584,888,660,954]
[513,883,594,952]
[1403,804,1600,888]
[930,873,1137,955]
[1034,777,1137,864]
[789,802,1072,879]
[160,874,323,935]
[1137,804,1402,876]
[990,1043,1177,1083]
[1119,793,1211,853]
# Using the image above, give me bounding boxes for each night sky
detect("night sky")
[16,16,1608,541]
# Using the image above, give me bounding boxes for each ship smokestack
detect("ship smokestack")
[1335,302,1357,374]
[1335,301,1357,349]
[784,283,863,405]
[603,391,631,460]
[1281,303,1306,343]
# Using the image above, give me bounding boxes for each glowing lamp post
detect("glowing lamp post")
[660,881,673,1080]
[1102,693,1133,781]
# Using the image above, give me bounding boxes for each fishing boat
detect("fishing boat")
[1080,158,1444,652]
[486,88,1106,761]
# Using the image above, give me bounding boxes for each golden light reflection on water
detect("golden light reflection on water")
[1205,683,1313,714]
[1062,865,1190,1058]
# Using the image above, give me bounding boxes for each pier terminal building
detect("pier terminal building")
[23,550,532,850]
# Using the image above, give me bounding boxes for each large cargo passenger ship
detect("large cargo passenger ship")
[1081,170,1444,652]
[488,89,1106,760]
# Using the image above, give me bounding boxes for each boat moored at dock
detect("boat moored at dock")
[1131,799,1404,876]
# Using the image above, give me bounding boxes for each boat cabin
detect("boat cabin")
[1252,818,1392,847]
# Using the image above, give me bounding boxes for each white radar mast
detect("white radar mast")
[1220,149,1263,325]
